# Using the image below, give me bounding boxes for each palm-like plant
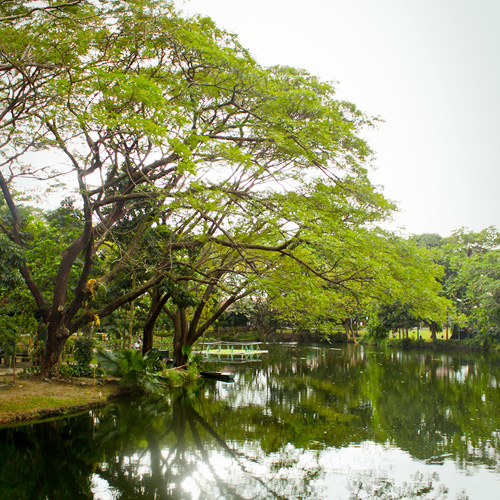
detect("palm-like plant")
[96,349,165,394]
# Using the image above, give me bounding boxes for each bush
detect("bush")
[60,364,103,378]
[399,337,413,349]
[61,336,98,377]
[380,338,395,347]
[365,317,389,340]
[380,337,492,352]
[96,349,167,394]
[326,332,348,343]
[463,336,490,351]
[74,337,94,367]
[163,363,200,387]
[96,348,202,393]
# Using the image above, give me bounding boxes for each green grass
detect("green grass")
[0,390,111,421]
[383,327,451,341]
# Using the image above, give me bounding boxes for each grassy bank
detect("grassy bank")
[378,337,494,351]
[0,376,116,427]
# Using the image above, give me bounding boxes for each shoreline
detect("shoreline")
[0,375,115,427]
[1,338,496,427]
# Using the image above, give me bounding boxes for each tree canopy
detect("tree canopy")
[0,0,448,373]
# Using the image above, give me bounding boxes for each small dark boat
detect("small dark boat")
[200,371,235,382]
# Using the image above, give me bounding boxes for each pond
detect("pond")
[1,343,500,499]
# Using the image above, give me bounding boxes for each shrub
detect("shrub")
[463,336,490,351]
[74,337,94,367]
[365,317,389,340]
[61,336,98,377]
[97,349,167,394]
[327,332,348,343]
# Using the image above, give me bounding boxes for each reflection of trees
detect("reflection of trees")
[3,345,500,498]
[90,392,297,499]
[208,344,500,466]
[0,415,100,499]
[360,349,500,467]
[347,470,449,500]
[87,382,376,499]
[217,344,500,468]
[205,345,372,452]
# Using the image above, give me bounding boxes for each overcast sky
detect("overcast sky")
[181,0,500,237]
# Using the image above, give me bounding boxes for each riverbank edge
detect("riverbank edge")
[1,338,495,427]
[0,377,117,427]
[225,331,499,351]
[1,400,109,427]
[373,337,495,351]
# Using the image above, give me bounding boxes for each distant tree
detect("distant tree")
[412,233,444,250]
[366,301,419,340]
[437,227,500,339]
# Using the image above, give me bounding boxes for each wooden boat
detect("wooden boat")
[200,371,235,382]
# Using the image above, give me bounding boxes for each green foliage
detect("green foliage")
[326,332,348,343]
[381,337,492,351]
[0,202,85,316]
[365,316,389,340]
[162,363,200,387]
[258,228,449,337]
[59,363,101,378]
[161,279,198,309]
[462,336,491,351]
[382,337,429,349]
[0,0,452,372]
[73,336,94,368]
[412,233,445,250]
[0,311,36,368]
[435,227,500,338]
[96,348,167,393]
[181,344,192,359]
[61,335,102,377]
[0,235,24,290]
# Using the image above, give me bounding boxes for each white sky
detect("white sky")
[181,0,500,237]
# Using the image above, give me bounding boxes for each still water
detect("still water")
[2,343,500,499]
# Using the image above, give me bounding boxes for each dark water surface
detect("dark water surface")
[2,344,500,499]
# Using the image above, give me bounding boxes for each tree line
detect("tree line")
[0,0,448,375]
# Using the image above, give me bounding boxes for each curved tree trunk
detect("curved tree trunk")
[171,291,249,367]
[142,317,155,355]
[143,289,172,355]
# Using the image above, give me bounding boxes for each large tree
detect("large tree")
[0,0,447,373]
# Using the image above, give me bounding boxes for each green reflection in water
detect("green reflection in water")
[1,344,500,499]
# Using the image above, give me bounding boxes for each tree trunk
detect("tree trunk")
[430,323,437,341]
[40,325,70,377]
[143,318,155,355]
[143,290,171,354]
[344,318,350,339]
[171,292,248,367]
[172,308,189,367]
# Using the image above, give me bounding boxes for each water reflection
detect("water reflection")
[2,345,500,499]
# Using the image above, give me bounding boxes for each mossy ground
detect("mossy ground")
[0,376,116,426]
